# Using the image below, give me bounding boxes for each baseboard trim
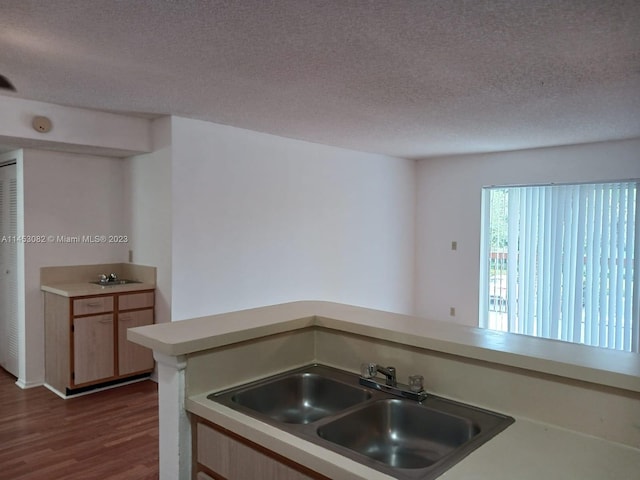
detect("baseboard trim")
[44,375,152,400]
[44,383,67,399]
[15,379,44,389]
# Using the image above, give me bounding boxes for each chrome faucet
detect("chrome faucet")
[359,362,427,402]
[375,365,397,387]
[98,273,119,284]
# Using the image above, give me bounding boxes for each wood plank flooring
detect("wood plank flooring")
[0,368,159,479]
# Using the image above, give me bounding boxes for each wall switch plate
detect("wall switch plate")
[451,241,457,251]
[450,307,456,316]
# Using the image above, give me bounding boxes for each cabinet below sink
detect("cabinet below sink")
[44,289,155,396]
[205,364,514,480]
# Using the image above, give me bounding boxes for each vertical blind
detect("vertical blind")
[482,181,639,352]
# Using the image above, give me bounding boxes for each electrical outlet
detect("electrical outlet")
[450,307,456,316]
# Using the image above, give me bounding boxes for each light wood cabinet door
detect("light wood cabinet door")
[73,314,114,385]
[118,309,154,376]
[197,423,317,480]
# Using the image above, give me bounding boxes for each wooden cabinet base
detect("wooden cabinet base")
[44,289,155,396]
[192,417,331,480]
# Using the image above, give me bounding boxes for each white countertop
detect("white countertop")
[188,390,640,480]
[439,418,640,480]
[41,281,156,297]
[129,301,640,393]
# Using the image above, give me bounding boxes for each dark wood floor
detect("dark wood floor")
[0,368,159,479]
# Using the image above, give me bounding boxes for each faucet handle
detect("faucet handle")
[360,363,377,378]
[409,374,424,392]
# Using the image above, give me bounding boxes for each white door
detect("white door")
[0,162,18,376]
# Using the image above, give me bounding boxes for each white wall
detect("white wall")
[170,117,416,320]
[22,149,128,385]
[124,117,172,325]
[415,138,640,326]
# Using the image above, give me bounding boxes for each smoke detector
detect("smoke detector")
[32,116,53,133]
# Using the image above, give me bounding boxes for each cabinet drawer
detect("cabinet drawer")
[119,291,154,310]
[73,296,114,316]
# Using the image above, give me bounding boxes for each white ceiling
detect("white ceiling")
[1,1,639,159]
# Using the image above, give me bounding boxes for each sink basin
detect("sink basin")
[231,374,371,424]
[208,364,514,480]
[90,279,141,286]
[317,399,478,469]
[226,371,371,424]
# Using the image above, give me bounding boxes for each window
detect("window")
[480,181,640,352]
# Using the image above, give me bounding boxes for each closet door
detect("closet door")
[0,163,18,376]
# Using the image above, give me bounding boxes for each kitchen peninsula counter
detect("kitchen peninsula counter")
[129,301,640,480]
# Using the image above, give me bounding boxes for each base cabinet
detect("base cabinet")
[193,418,329,480]
[45,290,155,395]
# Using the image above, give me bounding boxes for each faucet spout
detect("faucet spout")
[376,365,397,387]
[359,362,427,402]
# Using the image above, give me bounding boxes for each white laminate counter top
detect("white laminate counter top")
[129,301,640,393]
[188,390,640,480]
[41,281,156,297]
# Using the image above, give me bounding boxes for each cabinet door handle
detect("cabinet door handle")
[98,318,113,324]
[120,316,132,322]
[87,302,102,307]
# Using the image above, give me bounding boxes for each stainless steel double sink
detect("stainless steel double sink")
[208,364,514,479]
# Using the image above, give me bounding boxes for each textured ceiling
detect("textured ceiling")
[1,0,639,159]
